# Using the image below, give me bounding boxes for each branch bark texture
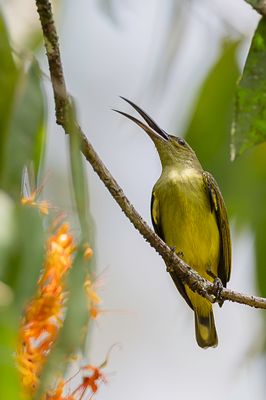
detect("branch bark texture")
[35,0,266,310]
[245,0,266,16]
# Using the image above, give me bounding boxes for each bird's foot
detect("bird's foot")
[213,277,224,307]
[206,269,224,306]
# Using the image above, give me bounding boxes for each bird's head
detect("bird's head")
[113,97,201,170]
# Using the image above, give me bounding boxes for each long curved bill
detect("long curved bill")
[113,97,169,141]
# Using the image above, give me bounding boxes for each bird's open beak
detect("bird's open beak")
[113,97,169,141]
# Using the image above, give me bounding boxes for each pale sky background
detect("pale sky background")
[1,0,266,399]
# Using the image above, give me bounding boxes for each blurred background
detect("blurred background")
[1,0,266,399]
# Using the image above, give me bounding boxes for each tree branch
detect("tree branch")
[245,0,266,16]
[35,0,266,310]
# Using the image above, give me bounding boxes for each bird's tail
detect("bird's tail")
[194,307,218,348]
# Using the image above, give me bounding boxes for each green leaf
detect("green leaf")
[255,218,266,297]
[1,60,46,198]
[68,102,91,241]
[185,41,239,180]
[58,248,89,353]
[3,204,44,312]
[0,12,19,175]
[182,40,253,227]
[0,191,16,279]
[0,313,21,400]
[0,190,45,311]
[0,203,44,400]
[231,18,266,159]
[0,195,44,399]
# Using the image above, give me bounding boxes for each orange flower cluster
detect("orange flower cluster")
[16,223,76,396]
[46,364,106,400]
[18,184,105,399]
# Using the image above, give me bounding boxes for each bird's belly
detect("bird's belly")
[160,189,220,280]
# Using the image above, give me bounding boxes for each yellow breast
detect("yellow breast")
[153,168,220,280]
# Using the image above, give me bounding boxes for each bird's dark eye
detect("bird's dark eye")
[177,138,185,146]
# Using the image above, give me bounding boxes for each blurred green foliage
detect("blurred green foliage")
[0,14,20,176]
[0,8,94,398]
[184,39,266,300]
[0,11,46,399]
[232,18,266,158]
[37,101,93,397]
[1,61,46,198]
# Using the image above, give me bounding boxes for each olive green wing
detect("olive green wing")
[151,191,193,309]
[202,171,231,286]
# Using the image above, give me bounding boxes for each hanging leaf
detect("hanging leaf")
[57,248,89,354]
[0,313,20,400]
[0,12,19,176]
[0,193,19,400]
[1,60,46,198]
[0,191,16,278]
[185,41,239,181]
[231,18,266,159]
[68,101,91,242]
[2,204,44,311]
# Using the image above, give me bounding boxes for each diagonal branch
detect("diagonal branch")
[244,0,266,16]
[35,0,266,310]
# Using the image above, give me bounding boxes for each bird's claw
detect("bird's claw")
[213,277,224,307]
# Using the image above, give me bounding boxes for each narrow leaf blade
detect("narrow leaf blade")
[68,103,91,241]
[2,60,46,197]
[0,12,19,176]
[232,18,266,159]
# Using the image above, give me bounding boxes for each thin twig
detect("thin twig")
[35,0,266,310]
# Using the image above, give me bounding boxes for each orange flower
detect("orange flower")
[46,364,107,400]
[84,278,102,320]
[71,365,107,398]
[16,224,76,396]
[83,244,93,261]
[45,380,65,400]
[20,170,50,215]
[43,344,117,399]
[21,189,50,215]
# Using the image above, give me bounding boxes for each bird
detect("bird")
[113,97,231,348]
